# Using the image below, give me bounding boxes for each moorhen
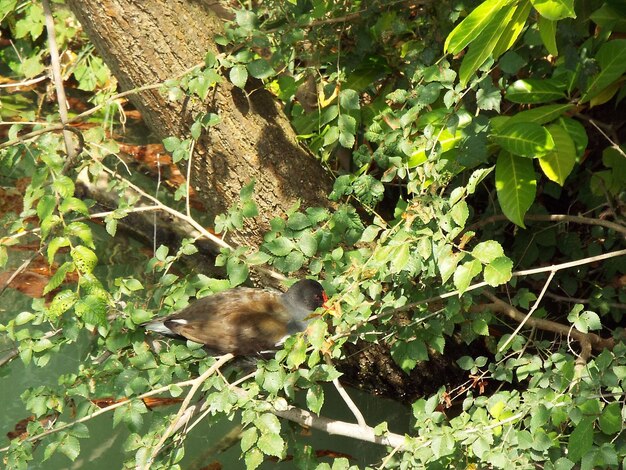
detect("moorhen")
[142,279,327,355]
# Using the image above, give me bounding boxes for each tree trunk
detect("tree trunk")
[65,0,333,249]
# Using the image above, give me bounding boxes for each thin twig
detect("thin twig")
[498,270,556,352]
[325,355,367,428]
[41,0,76,160]
[143,354,234,469]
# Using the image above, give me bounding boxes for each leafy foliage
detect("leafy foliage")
[1,0,626,469]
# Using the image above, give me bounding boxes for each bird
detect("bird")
[141,279,327,355]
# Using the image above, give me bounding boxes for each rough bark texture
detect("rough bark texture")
[64,0,471,404]
[66,0,333,249]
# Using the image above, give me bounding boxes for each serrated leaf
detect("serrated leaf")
[48,290,78,318]
[438,245,465,283]
[567,417,593,462]
[59,197,89,215]
[247,59,275,79]
[43,261,75,295]
[65,222,95,248]
[472,240,505,263]
[227,257,248,286]
[71,245,98,274]
[52,176,75,199]
[538,124,576,185]
[495,152,537,227]
[287,335,307,368]
[298,231,318,257]
[454,259,483,294]
[244,447,263,470]
[75,294,108,326]
[282,250,304,273]
[339,89,360,110]
[390,339,428,373]
[286,213,311,230]
[246,251,271,265]
[306,385,324,414]
[230,64,248,88]
[47,236,70,264]
[37,194,56,221]
[265,237,295,256]
[240,428,258,452]
[599,402,621,435]
[484,256,513,286]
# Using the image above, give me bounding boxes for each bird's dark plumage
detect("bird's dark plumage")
[142,279,327,355]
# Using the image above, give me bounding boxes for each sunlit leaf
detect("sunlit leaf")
[495,151,537,227]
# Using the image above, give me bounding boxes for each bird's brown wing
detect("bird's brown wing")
[163,288,291,354]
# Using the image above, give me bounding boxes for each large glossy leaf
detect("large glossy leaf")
[507,104,573,125]
[492,121,555,157]
[495,152,537,227]
[557,117,588,160]
[531,0,576,20]
[580,39,626,102]
[538,124,576,185]
[492,0,532,58]
[459,6,516,86]
[505,79,566,103]
[538,16,558,56]
[444,0,515,55]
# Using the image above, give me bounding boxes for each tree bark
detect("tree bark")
[65,0,333,249]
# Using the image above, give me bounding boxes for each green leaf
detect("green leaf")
[438,245,465,284]
[505,79,566,103]
[453,259,482,294]
[59,197,89,216]
[52,176,75,199]
[390,339,428,373]
[286,213,311,230]
[390,244,410,273]
[306,385,324,414]
[59,434,80,461]
[339,89,360,110]
[298,231,318,257]
[47,236,70,264]
[0,245,6,268]
[492,0,532,58]
[472,240,505,263]
[338,114,356,148]
[580,40,626,103]
[538,124,576,185]
[65,222,95,248]
[244,447,263,470]
[495,152,536,227]
[507,104,574,125]
[240,428,258,453]
[538,16,558,56]
[48,290,78,318]
[558,117,587,160]
[459,6,516,86]
[444,0,516,54]
[230,64,248,88]
[246,251,271,265]
[247,59,275,79]
[265,237,295,256]
[599,402,622,435]
[282,250,304,273]
[484,256,513,286]
[567,417,594,462]
[227,257,249,286]
[531,0,575,21]
[492,122,555,157]
[37,194,56,221]
[75,294,108,326]
[71,245,98,274]
[43,261,75,295]
[287,336,307,368]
